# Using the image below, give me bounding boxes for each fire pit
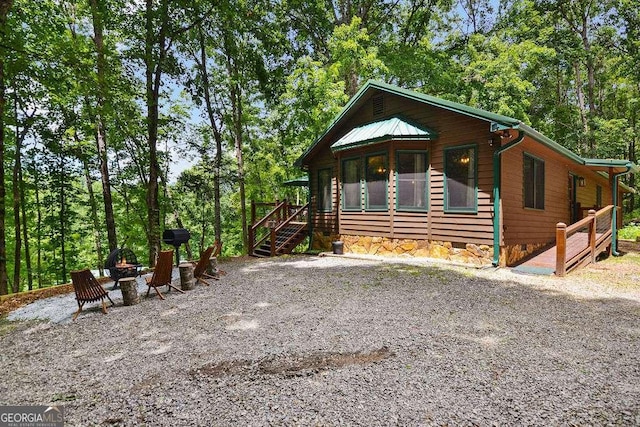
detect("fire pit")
[104,248,143,289]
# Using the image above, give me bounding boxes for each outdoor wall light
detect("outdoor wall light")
[578,176,586,187]
[500,129,512,139]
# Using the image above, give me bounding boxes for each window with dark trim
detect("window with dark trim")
[342,157,361,210]
[596,185,602,207]
[523,153,545,210]
[444,145,477,212]
[365,153,388,210]
[396,151,428,211]
[317,168,332,212]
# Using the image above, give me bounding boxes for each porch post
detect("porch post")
[556,222,567,276]
[611,165,632,256]
[588,209,596,263]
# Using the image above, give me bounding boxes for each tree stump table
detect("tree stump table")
[207,257,219,279]
[179,263,195,290]
[119,277,140,306]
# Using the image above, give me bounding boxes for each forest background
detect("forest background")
[0,0,638,294]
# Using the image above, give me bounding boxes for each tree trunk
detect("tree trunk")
[573,61,589,155]
[58,152,67,284]
[232,87,248,254]
[11,100,21,293]
[0,0,13,295]
[580,15,597,157]
[89,0,117,252]
[83,158,105,276]
[34,162,42,288]
[223,31,248,253]
[197,26,222,244]
[629,106,637,212]
[144,0,168,267]
[19,157,32,290]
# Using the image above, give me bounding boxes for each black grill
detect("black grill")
[162,228,191,265]
[104,248,143,288]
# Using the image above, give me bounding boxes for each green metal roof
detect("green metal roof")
[330,116,436,152]
[583,158,640,174]
[283,176,309,187]
[295,80,520,166]
[295,80,638,178]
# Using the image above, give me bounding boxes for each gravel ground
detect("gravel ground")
[1,254,640,426]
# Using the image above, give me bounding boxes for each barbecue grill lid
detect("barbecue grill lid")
[162,228,191,245]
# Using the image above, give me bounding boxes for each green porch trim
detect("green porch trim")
[364,151,389,211]
[443,144,478,214]
[493,130,525,266]
[612,166,634,256]
[395,150,430,212]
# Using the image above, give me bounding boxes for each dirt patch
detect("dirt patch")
[193,347,393,378]
[618,239,640,254]
[573,240,640,289]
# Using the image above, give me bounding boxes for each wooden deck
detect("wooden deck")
[513,206,614,276]
[513,232,604,275]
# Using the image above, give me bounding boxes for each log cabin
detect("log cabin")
[294,80,638,272]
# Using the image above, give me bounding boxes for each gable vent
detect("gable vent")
[372,95,384,116]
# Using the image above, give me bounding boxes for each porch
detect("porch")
[513,205,616,276]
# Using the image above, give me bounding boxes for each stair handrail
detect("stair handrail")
[249,200,287,255]
[556,205,614,276]
[273,203,309,254]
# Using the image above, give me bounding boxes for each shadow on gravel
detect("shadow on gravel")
[192,347,393,379]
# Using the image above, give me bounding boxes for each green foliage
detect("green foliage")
[619,225,640,241]
[2,0,640,292]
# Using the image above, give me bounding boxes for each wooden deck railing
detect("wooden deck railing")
[555,205,615,276]
[249,200,308,256]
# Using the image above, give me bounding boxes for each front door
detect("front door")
[569,174,579,223]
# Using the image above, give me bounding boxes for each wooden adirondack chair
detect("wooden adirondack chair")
[193,245,218,286]
[145,250,184,300]
[71,269,115,321]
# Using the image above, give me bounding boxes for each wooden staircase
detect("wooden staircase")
[249,200,309,257]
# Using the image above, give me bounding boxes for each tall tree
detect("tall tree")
[0,0,13,295]
[89,0,118,252]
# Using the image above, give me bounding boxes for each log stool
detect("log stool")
[207,257,220,279]
[119,277,140,306]
[179,263,195,290]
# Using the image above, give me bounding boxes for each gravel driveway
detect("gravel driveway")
[1,254,639,425]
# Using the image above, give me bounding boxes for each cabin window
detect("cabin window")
[342,157,361,210]
[444,145,477,212]
[396,151,428,211]
[596,185,602,207]
[365,153,388,210]
[523,153,545,210]
[317,168,332,212]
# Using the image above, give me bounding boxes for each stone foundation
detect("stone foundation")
[314,233,494,265]
[311,231,341,251]
[502,243,548,266]
[313,232,549,267]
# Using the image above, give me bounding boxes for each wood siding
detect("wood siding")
[501,138,614,246]
[307,90,496,246]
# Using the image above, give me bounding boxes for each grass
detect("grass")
[573,242,640,290]
[619,225,640,240]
